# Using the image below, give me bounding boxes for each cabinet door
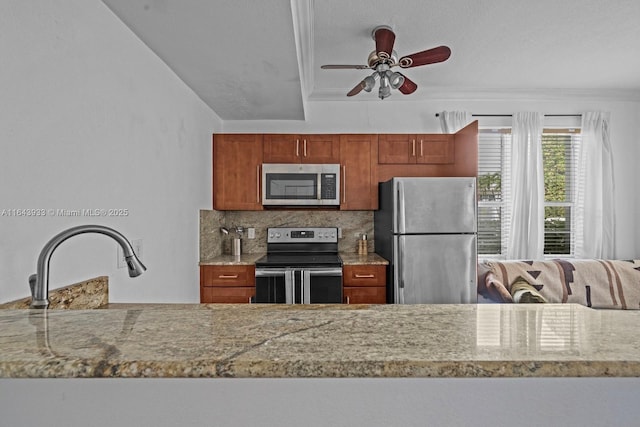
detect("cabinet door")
[200,265,255,304]
[342,264,387,304]
[415,135,454,164]
[263,134,340,164]
[339,134,378,210]
[201,287,255,304]
[200,265,256,286]
[378,134,416,164]
[213,134,263,210]
[301,135,340,163]
[343,265,386,286]
[343,287,387,304]
[263,134,300,163]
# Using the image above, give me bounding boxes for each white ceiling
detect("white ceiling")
[102,0,640,120]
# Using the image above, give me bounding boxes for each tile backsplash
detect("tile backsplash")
[200,209,374,261]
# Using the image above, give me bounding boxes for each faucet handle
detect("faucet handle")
[28,274,37,296]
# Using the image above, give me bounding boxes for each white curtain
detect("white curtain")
[438,111,471,133]
[575,112,615,258]
[507,112,545,260]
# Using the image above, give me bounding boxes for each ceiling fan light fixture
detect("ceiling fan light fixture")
[363,75,376,92]
[378,75,391,99]
[387,71,405,89]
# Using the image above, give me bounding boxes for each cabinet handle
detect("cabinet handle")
[256,165,261,203]
[346,296,350,304]
[354,274,375,278]
[296,139,300,157]
[303,139,307,157]
[342,165,346,203]
[218,274,239,279]
[420,140,423,157]
[412,139,416,156]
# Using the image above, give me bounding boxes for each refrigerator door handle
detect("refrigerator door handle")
[397,237,405,304]
[397,180,406,234]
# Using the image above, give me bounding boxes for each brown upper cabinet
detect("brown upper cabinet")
[339,134,378,210]
[378,134,454,165]
[263,134,340,164]
[213,134,263,211]
[212,122,477,211]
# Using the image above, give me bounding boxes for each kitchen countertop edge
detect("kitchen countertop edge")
[200,252,388,266]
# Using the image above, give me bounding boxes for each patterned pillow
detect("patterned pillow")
[486,259,640,309]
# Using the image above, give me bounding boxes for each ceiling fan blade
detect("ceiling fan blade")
[321,64,370,70]
[399,46,451,68]
[372,25,395,60]
[346,81,366,97]
[397,74,418,95]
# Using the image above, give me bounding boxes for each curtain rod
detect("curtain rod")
[434,113,582,117]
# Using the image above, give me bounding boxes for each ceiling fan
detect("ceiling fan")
[320,25,451,99]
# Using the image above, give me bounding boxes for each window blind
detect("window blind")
[477,128,580,257]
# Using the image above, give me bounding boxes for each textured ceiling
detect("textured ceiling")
[102,0,640,120]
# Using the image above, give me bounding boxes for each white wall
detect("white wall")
[0,1,221,303]
[223,97,640,259]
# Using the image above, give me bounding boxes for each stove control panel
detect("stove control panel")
[267,227,338,243]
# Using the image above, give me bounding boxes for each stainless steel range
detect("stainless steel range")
[254,227,343,304]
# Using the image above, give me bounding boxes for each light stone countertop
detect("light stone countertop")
[1,303,639,378]
[200,252,388,266]
[199,253,265,266]
[0,277,108,310]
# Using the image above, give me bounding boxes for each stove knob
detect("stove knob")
[275,232,281,239]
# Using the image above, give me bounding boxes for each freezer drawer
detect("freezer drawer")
[394,234,477,304]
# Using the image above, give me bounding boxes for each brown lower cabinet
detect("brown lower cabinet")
[201,264,387,304]
[342,264,387,304]
[200,265,255,303]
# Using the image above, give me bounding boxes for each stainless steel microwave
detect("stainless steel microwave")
[262,163,340,206]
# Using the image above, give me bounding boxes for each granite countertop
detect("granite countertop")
[199,253,265,266]
[2,303,639,378]
[200,252,388,266]
[0,277,109,310]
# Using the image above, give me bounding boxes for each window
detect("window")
[477,128,581,257]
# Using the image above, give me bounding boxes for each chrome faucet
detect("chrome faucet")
[28,225,146,309]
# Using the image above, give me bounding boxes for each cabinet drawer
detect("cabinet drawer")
[201,286,255,304]
[343,287,387,304]
[200,265,255,287]
[343,265,386,286]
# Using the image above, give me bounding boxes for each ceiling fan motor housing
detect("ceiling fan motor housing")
[372,25,395,59]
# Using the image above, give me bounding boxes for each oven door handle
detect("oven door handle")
[300,270,311,304]
[286,269,295,304]
[305,268,343,276]
[255,268,288,277]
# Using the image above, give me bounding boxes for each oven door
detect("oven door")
[255,268,292,303]
[255,267,342,304]
[302,267,343,304]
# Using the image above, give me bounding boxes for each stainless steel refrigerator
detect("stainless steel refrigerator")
[374,177,477,304]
